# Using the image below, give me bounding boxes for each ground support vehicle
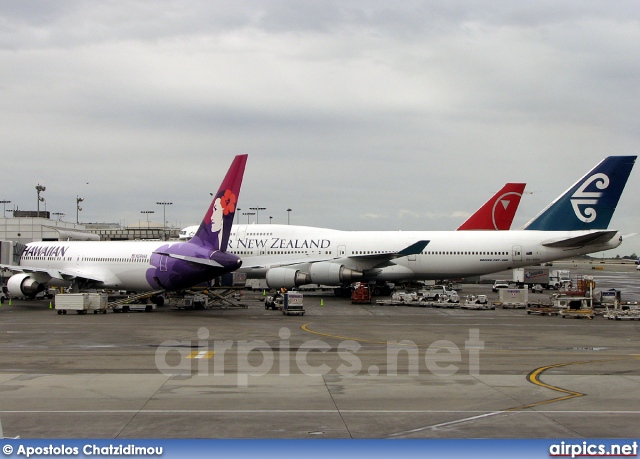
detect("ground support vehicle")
[492,280,510,292]
[497,288,528,309]
[264,295,283,310]
[526,306,562,316]
[604,309,640,320]
[561,308,595,319]
[603,303,640,320]
[460,295,494,310]
[428,296,461,308]
[351,283,372,304]
[174,294,209,310]
[423,286,459,303]
[282,292,305,316]
[110,290,165,312]
[557,296,594,319]
[512,268,571,290]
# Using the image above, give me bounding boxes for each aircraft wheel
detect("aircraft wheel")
[57,310,62,315]
[152,296,165,306]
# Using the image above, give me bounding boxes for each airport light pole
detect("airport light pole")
[0,200,10,216]
[141,210,154,229]
[287,208,292,225]
[76,196,84,224]
[249,206,266,224]
[243,212,255,224]
[236,208,241,224]
[269,216,273,224]
[1,200,10,238]
[156,202,172,240]
[35,184,46,217]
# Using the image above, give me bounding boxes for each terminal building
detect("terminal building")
[1,211,179,244]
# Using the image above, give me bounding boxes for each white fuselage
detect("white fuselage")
[17,240,183,291]
[226,224,621,281]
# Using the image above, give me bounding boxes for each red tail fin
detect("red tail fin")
[457,183,526,230]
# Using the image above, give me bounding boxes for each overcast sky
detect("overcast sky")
[2,1,639,255]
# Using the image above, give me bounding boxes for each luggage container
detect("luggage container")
[282,292,305,316]
[87,293,108,314]
[55,293,90,315]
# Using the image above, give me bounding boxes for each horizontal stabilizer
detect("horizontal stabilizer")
[154,252,224,268]
[541,230,619,248]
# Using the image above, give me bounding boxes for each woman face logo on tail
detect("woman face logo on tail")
[207,189,237,251]
[211,198,223,233]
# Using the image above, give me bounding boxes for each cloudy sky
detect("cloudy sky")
[2,1,639,255]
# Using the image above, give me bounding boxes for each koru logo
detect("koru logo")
[570,173,609,223]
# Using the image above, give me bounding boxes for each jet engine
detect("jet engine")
[265,263,364,289]
[266,268,311,289]
[7,274,46,298]
[308,263,363,285]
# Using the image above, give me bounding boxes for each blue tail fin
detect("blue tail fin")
[524,156,636,231]
[190,154,247,250]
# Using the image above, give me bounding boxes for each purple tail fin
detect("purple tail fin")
[190,154,247,251]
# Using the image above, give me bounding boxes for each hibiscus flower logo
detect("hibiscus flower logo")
[220,189,237,216]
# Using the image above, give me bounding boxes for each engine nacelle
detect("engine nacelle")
[309,263,363,285]
[266,268,312,289]
[7,274,46,298]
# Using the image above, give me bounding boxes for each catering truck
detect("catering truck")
[512,267,570,290]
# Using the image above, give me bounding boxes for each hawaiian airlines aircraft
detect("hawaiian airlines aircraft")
[224,156,634,290]
[2,155,248,300]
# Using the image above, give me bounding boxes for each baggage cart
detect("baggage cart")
[55,293,90,315]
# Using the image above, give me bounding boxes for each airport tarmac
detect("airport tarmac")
[0,261,638,439]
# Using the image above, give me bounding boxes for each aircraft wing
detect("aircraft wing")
[0,264,105,283]
[348,240,429,261]
[239,253,339,269]
[541,230,620,249]
[239,240,429,270]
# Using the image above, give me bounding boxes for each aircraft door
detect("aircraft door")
[160,255,168,272]
[512,245,523,262]
[337,245,346,257]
